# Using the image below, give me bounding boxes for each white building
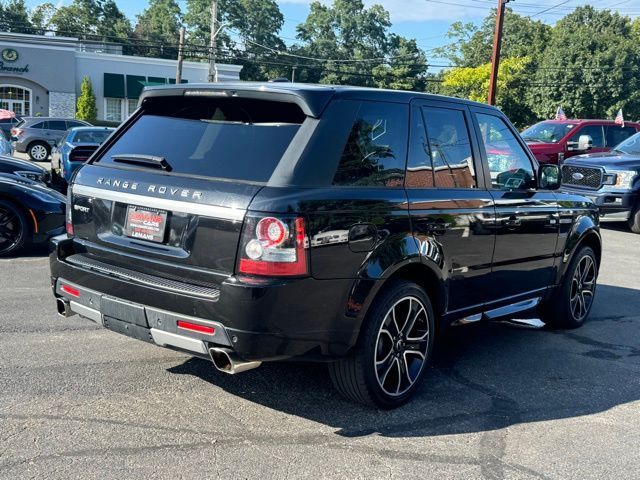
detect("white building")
[0,32,242,122]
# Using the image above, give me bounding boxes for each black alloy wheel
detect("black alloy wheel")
[544,246,598,329]
[0,200,28,256]
[329,280,435,409]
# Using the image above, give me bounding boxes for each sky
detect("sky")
[24,0,640,63]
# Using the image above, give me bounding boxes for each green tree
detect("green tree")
[292,0,427,88]
[184,0,286,81]
[30,2,56,35]
[76,76,97,122]
[133,0,182,59]
[435,8,551,67]
[50,0,131,41]
[528,6,640,120]
[441,57,535,127]
[0,0,35,33]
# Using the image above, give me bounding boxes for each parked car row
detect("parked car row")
[10,117,92,161]
[0,155,65,256]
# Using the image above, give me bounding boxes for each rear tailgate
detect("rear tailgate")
[64,92,313,287]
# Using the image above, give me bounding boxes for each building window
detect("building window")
[127,99,138,117]
[0,85,32,116]
[105,98,123,122]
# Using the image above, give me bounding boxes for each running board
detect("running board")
[452,297,543,327]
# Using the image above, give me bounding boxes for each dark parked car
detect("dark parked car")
[0,172,65,256]
[0,154,50,184]
[50,84,601,408]
[51,126,115,185]
[522,119,640,164]
[11,117,91,161]
[562,131,640,233]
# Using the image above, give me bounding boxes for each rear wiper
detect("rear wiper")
[111,154,173,172]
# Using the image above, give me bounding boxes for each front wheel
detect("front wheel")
[28,141,50,162]
[544,246,598,329]
[329,280,435,409]
[0,200,29,256]
[628,203,640,234]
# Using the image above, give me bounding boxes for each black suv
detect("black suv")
[50,84,601,408]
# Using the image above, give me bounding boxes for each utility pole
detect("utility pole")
[176,26,186,84]
[208,0,218,82]
[487,0,513,105]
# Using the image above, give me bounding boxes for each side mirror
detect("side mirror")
[567,134,593,152]
[539,164,560,190]
[578,134,593,151]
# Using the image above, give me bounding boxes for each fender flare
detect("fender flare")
[557,213,601,282]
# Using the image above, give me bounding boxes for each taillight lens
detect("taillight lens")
[10,128,22,137]
[65,187,73,236]
[237,214,308,277]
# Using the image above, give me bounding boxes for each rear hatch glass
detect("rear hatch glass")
[70,95,307,284]
[95,96,306,182]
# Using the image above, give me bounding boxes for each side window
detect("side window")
[606,125,636,148]
[569,125,604,148]
[422,106,476,188]
[475,112,535,190]
[66,121,83,129]
[48,120,67,131]
[333,101,408,187]
[31,122,47,129]
[405,105,433,188]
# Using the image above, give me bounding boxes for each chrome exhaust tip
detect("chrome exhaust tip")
[56,297,72,318]
[208,347,261,374]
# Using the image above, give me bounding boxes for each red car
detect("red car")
[521,119,640,164]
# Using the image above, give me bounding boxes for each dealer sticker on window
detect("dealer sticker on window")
[124,205,168,243]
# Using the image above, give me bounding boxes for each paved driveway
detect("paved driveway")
[1,221,638,479]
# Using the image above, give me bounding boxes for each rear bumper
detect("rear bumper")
[560,188,638,214]
[49,236,360,362]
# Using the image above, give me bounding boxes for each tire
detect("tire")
[628,202,640,234]
[329,280,435,409]
[544,246,598,329]
[0,199,29,256]
[27,141,50,162]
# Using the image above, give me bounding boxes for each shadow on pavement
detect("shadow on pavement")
[168,284,640,438]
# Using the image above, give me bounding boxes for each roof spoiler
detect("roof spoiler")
[138,84,336,118]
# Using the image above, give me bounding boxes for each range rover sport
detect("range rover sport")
[50,83,601,408]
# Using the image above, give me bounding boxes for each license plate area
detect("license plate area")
[124,205,168,243]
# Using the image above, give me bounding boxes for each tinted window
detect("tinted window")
[48,120,67,131]
[615,132,640,155]
[66,121,86,129]
[423,107,476,188]
[333,101,408,187]
[521,122,573,143]
[569,125,604,148]
[476,113,535,190]
[405,106,433,188]
[30,121,46,129]
[73,129,112,144]
[98,96,305,182]
[606,125,637,148]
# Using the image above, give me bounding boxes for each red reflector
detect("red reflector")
[61,284,80,297]
[177,320,215,335]
[65,221,74,236]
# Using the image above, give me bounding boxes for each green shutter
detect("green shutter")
[168,78,189,84]
[126,75,146,99]
[147,77,166,85]
[103,73,125,98]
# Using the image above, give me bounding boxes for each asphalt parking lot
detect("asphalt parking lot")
[1,220,639,480]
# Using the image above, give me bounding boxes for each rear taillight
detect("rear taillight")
[237,214,308,277]
[65,187,73,236]
[10,128,22,137]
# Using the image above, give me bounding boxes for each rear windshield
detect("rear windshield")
[96,96,306,182]
[73,129,113,144]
